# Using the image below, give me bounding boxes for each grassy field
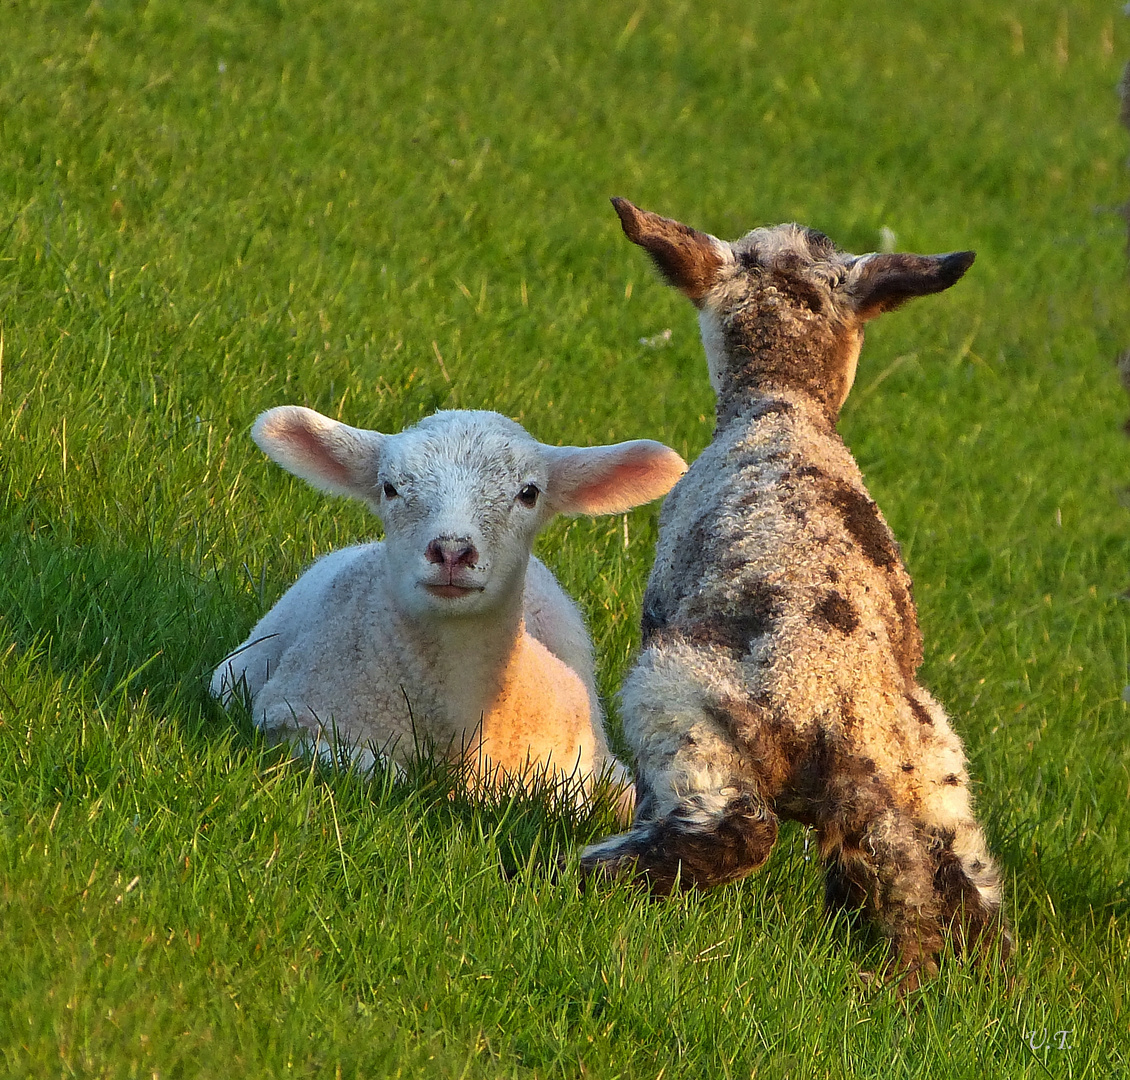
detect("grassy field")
[2,0,1129,1075]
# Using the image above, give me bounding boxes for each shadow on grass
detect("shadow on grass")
[0,530,255,720]
[0,529,625,864]
[301,733,632,877]
[4,532,1123,939]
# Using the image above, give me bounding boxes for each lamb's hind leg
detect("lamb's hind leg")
[580,655,777,894]
[929,823,1011,961]
[821,808,946,992]
[912,688,1012,962]
[581,786,778,895]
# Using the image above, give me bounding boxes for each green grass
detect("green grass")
[2,0,1129,1075]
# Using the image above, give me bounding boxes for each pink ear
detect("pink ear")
[545,440,687,516]
[252,406,385,499]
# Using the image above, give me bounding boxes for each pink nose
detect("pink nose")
[425,537,479,569]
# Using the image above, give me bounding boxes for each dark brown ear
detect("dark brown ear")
[849,251,975,321]
[611,198,730,305]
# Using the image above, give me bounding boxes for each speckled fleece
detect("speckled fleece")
[581,201,1010,987]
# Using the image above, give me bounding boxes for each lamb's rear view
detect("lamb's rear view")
[212,405,685,813]
[581,200,1010,990]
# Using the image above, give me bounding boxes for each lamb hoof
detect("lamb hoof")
[856,957,938,1000]
[889,958,939,999]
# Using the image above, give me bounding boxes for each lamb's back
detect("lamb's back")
[642,394,923,735]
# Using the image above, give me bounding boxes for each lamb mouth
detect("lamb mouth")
[422,583,485,599]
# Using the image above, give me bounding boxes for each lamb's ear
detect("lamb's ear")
[612,198,731,306]
[252,406,385,499]
[544,440,687,516]
[848,250,975,321]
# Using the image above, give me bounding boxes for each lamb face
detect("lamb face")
[252,405,686,622]
[373,412,553,620]
[611,198,974,422]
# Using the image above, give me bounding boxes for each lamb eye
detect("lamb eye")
[517,483,540,508]
[382,482,399,499]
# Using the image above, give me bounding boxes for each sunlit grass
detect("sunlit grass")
[2,0,1129,1075]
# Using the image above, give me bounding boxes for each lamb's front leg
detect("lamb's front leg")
[580,649,777,893]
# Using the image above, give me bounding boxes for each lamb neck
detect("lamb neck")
[401,585,527,743]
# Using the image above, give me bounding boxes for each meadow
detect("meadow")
[1,1,1128,1076]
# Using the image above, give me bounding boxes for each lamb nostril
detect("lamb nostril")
[452,544,478,568]
[425,538,478,568]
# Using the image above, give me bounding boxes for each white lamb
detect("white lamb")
[211,405,686,812]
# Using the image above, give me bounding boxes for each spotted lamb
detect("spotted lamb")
[580,199,1011,989]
